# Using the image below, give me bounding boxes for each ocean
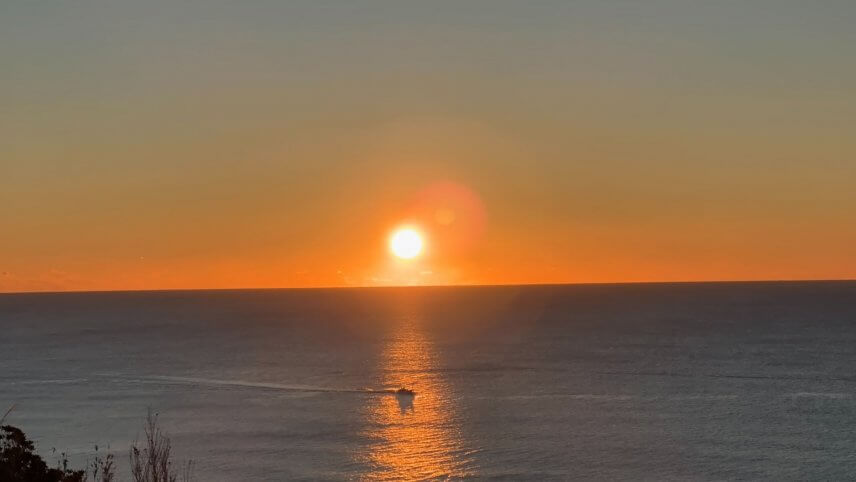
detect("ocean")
[2,281,856,480]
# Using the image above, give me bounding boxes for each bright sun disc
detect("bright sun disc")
[390,228,423,259]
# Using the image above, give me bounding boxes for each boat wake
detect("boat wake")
[135,375,399,395]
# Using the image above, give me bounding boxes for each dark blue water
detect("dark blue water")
[2,282,856,480]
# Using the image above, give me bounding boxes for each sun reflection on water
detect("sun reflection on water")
[361,319,473,480]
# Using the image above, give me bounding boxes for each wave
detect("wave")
[473,393,739,401]
[787,392,850,399]
[598,371,856,383]
[12,378,89,385]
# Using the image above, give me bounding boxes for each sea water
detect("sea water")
[2,282,856,480]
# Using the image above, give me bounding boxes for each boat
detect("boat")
[395,387,415,396]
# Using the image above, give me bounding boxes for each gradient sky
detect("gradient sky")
[2,1,856,292]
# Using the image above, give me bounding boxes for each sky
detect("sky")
[2,1,856,292]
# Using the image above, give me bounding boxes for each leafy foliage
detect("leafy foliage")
[0,424,84,482]
[1,408,188,482]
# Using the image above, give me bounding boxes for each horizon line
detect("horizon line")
[2,277,855,296]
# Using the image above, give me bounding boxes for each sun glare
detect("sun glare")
[390,228,424,259]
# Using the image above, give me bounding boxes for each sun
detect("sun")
[389,228,424,259]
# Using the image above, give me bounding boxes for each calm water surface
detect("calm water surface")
[2,282,856,480]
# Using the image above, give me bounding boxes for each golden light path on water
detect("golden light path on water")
[360,318,474,479]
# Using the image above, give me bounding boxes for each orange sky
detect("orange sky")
[2,2,856,292]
